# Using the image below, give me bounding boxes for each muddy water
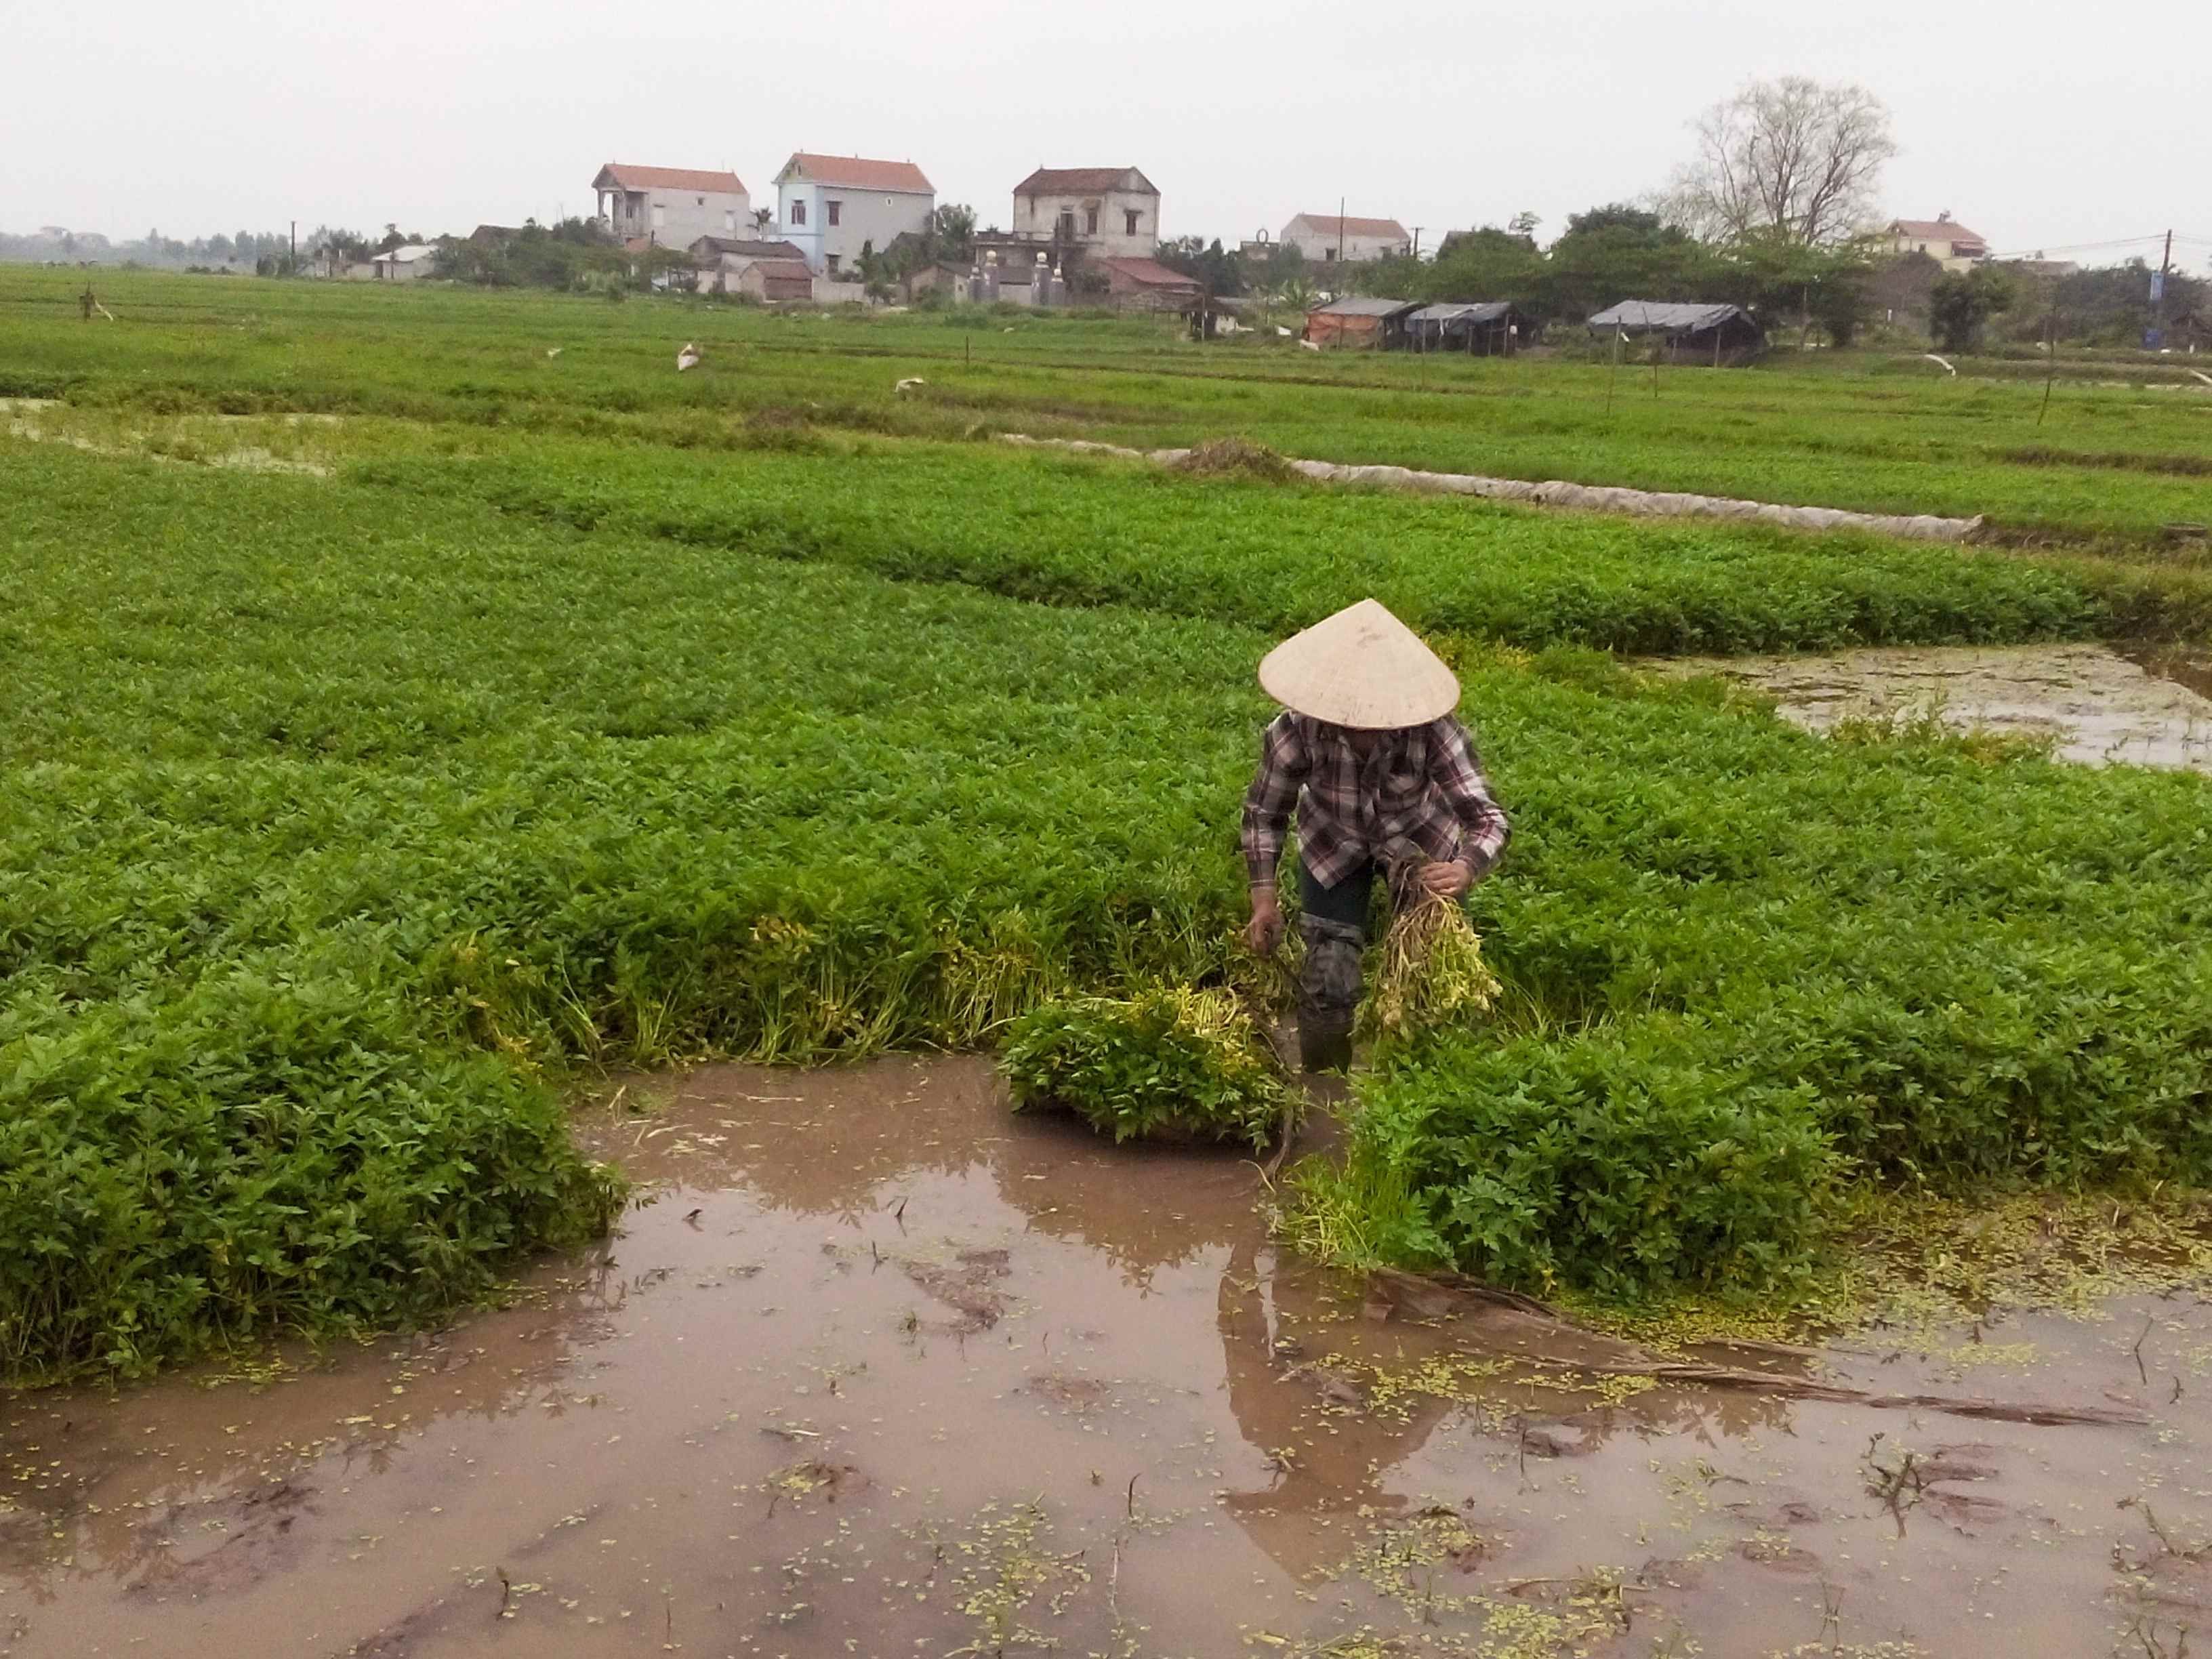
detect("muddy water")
[1655,642,2212,772]
[5,1059,2211,1658]
[1,401,333,474]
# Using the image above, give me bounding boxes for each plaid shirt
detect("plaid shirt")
[1241,712,1510,890]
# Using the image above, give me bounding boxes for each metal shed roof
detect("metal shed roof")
[1586,302,1749,331]
[1310,296,1418,317]
[1408,302,1516,323]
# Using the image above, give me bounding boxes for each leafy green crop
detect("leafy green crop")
[1302,1023,1841,1296]
[361,437,2203,657]
[1002,987,1292,1149]
[7,264,2211,547]
[7,271,2212,1364]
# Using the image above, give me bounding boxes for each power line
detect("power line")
[1982,232,2171,260]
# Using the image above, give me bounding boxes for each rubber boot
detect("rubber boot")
[1298,1017,1355,1074]
[1296,915,1365,1075]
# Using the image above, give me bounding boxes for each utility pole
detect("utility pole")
[2149,229,2173,349]
[1411,226,1423,261]
[1337,195,1345,266]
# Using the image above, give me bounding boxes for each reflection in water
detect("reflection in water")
[1653,642,2212,772]
[0,1054,2205,1659]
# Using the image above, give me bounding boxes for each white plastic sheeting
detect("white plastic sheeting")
[998,435,1986,544]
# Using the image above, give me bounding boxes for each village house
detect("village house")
[688,235,814,300]
[773,154,935,276]
[733,258,816,302]
[1280,212,1412,264]
[1887,213,1990,273]
[592,164,752,249]
[689,234,806,273]
[368,243,438,281]
[1010,168,1160,260]
[1095,256,1203,312]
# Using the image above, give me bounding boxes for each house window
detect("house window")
[1125,209,1140,237]
[1323,247,1336,262]
[696,197,705,207]
[827,253,841,274]
[725,209,736,231]
[651,203,665,230]
[791,200,806,226]
[1085,207,1099,234]
[1057,209,1076,240]
[827,199,841,227]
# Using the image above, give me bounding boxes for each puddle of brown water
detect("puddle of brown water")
[1656,643,2212,773]
[3,1055,2209,1658]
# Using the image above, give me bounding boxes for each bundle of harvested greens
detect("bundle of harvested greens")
[1000,985,1294,1149]
[1360,854,1502,1042]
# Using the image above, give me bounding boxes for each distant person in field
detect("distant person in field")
[1240,599,1510,1072]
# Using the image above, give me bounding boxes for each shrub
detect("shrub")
[1001,987,1292,1149]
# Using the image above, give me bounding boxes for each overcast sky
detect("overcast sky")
[7,0,2204,267]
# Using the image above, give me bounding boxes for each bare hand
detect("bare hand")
[1246,890,1284,956]
[1418,861,1473,899]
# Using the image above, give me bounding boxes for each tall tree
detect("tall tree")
[1666,77,1896,249]
[1155,235,1242,297]
[928,203,976,266]
[1423,226,1541,305]
[1538,205,1709,321]
[1928,266,2015,351]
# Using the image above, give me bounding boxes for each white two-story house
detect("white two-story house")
[1887,213,1990,274]
[1009,168,1160,259]
[773,154,935,276]
[1279,211,1412,264]
[592,163,752,248]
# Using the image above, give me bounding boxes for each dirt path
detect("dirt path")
[3,1056,2208,1658]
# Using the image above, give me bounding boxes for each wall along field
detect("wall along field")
[5,268,2212,1380]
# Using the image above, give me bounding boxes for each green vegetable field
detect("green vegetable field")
[5,266,2212,1376]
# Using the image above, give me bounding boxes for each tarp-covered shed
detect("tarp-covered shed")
[1406,301,1528,355]
[1586,301,1765,365]
[1307,295,1417,349]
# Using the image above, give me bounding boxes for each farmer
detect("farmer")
[1241,598,1510,1071]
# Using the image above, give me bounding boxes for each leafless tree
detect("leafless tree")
[1662,77,1898,249]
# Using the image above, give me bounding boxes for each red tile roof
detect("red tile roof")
[1098,256,1201,289]
[1288,213,1410,242]
[1015,167,1158,197]
[596,163,747,195]
[778,153,934,193]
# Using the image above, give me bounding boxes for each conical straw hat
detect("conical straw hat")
[1257,599,1460,729]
